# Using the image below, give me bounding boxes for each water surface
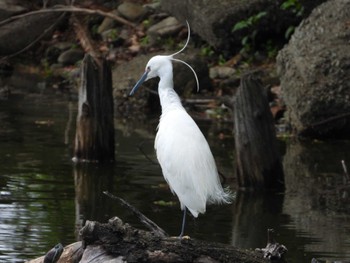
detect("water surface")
[0,74,350,262]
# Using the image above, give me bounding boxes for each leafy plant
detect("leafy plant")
[281,0,304,39]
[281,0,304,16]
[232,11,268,54]
[200,45,215,57]
[140,35,149,46]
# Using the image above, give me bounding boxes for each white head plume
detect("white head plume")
[168,21,200,92]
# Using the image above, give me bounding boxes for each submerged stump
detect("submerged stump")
[73,54,115,162]
[234,72,284,191]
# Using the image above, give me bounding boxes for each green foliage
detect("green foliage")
[232,11,268,54]
[281,0,304,39]
[264,39,278,59]
[230,0,305,57]
[106,29,119,41]
[42,59,53,78]
[140,35,149,46]
[142,19,151,29]
[218,54,227,65]
[153,200,177,207]
[200,45,215,57]
[232,11,268,32]
[281,0,304,16]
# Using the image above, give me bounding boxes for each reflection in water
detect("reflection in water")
[1,75,350,262]
[283,141,350,261]
[74,163,116,233]
[231,191,284,249]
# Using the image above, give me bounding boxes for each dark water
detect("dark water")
[1,74,350,262]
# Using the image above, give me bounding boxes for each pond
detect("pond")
[0,72,350,262]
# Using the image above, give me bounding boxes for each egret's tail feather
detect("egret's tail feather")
[209,187,235,205]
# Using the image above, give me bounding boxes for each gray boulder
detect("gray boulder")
[0,12,64,56]
[276,0,350,138]
[0,1,27,21]
[160,0,326,54]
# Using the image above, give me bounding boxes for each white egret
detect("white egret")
[129,22,232,237]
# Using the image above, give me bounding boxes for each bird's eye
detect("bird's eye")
[146,66,151,72]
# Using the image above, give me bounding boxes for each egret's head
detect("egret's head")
[129,55,172,96]
[129,21,199,96]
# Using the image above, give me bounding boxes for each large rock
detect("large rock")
[0,12,65,56]
[0,1,27,21]
[276,0,350,138]
[160,0,326,54]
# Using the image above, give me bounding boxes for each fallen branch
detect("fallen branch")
[307,112,350,129]
[341,160,349,182]
[0,5,136,28]
[103,191,168,238]
[77,216,268,263]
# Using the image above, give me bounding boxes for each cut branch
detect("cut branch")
[71,14,101,61]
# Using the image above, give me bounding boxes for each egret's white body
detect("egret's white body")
[130,55,231,235]
[153,56,230,218]
[130,23,231,236]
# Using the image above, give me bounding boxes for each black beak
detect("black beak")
[129,70,149,96]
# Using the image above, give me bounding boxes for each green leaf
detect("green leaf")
[232,21,249,32]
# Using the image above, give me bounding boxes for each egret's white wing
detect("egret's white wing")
[155,108,228,217]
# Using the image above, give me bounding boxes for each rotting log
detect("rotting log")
[78,217,269,263]
[73,54,115,162]
[234,72,284,191]
[26,195,272,263]
[27,217,269,263]
[26,242,82,263]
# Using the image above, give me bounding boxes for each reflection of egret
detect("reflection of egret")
[129,22,232,237]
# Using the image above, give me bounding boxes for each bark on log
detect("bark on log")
[73,54,115,162]
[37,217,269,263]
[26,217,277,263]
[77,217,269,263]
[234,72,284,191]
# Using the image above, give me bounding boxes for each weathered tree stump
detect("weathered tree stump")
[73,54,115,162]
[234,72,284,191]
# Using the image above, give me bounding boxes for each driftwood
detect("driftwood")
[27,194,271,263]
[255,229,287,261]
[234,72,284,191]
[73,54,115,162]
[26,242,83,263]
[27,217,269,263]
[76,217,269,263]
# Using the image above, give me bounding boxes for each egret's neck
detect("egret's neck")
[158,71,183,113]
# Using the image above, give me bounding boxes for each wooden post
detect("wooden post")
[234,72,284,191]
[73,54,115,162]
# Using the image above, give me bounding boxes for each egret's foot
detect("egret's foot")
[170,235,191,240]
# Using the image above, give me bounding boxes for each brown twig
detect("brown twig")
[307,112,350,128]
[0,5,136,28]
[341,160,349,182]
[137,140,159,165]
[103,191,168,238]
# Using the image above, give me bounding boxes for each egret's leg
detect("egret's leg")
[179,207,187,238]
